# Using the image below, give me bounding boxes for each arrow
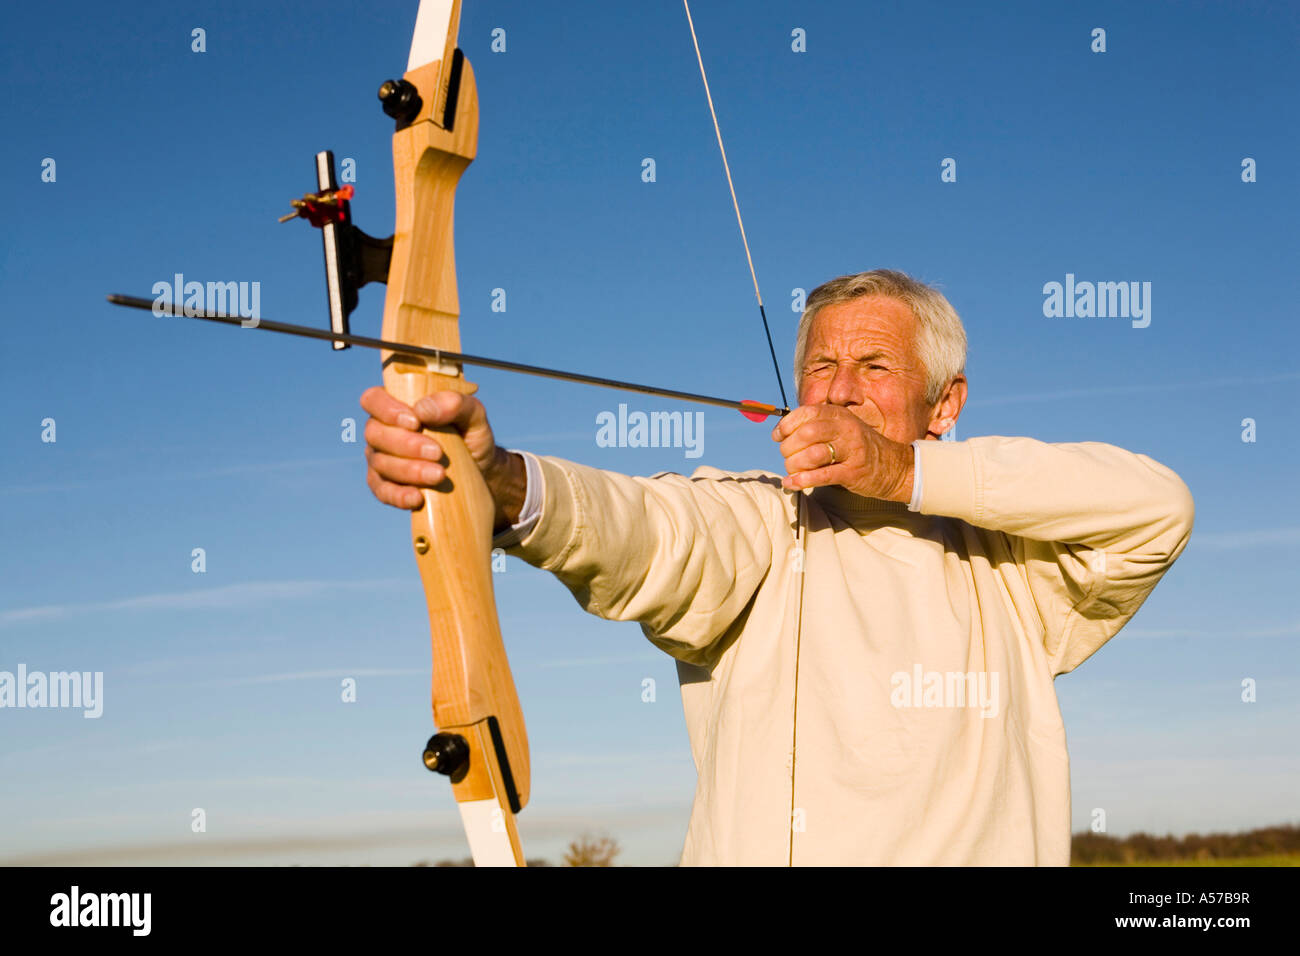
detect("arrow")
[105,293,790,421]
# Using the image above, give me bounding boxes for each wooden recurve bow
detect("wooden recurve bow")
[371,0,529,867]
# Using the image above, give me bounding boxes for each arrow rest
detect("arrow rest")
[284,151,395,350]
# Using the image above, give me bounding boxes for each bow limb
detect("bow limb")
[381,0,529,867]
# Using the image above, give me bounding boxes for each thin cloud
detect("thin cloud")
[0,579,398,628]
[1123,621,1300,639]
[0,456,353,497]
[536,653,665,669]
[971,370,1300,409]
[1188,526,1300,551]
[216,667,423,685]
[0,803,690,866]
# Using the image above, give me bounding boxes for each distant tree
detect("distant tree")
[413,856,551,866]
[1071,824,1300,863]
[563,833,621,867]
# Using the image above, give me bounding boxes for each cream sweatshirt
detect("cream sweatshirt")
[505,436,1195,865]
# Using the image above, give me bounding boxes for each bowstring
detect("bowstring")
[681,0,805,867]
[681,0,790,412]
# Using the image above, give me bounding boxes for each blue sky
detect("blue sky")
[1,0,1296,865]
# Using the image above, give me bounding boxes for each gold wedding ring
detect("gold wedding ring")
[825,442,837,464]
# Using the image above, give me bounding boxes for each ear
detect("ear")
[928,375,968,437]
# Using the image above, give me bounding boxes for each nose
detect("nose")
[825,361,859,406]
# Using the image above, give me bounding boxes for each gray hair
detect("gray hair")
[794,270,967,407]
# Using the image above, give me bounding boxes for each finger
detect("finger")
[411,390,481,431]
[771,404,821,441]
[360,386,421,431]
[363,418,443,462]
[777,420,843,461]
[781,441,842,476]
[411,392,498,472]
[771,403,855,442]
[366,464,426,510]
[781,463,846,491]
[364,445,446,487]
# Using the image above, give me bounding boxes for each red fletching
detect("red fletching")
[739,400,778,422]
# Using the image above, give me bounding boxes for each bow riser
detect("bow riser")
[380,51,530,867]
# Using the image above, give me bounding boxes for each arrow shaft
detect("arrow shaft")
[106,294,789,418]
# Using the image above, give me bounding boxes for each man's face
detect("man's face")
[797,295,937,445]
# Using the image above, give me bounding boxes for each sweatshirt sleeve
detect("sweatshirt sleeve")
[915,436,1195,676]
[503,454,783,662]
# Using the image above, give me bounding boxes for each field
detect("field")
[1076,853,1300,867]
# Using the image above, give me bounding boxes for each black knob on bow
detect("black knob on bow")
[378,78,423,129]
[423,732,470,777]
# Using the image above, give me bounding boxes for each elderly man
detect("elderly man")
[361,269,1194,866]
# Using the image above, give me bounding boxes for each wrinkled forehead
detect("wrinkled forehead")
[807,296,918,356]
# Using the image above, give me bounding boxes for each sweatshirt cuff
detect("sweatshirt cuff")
[490,450,544,548]
[907,441,924,512]
[913,439,980,522]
